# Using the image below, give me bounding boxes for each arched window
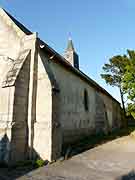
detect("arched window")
[84,89,89,111]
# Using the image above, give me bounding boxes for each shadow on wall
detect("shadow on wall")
[116,170,135,180]
[0,134,9,163]
[0,133,46,164]
[0,133,49,180]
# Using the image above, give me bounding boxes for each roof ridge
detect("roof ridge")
[0,8,32,37]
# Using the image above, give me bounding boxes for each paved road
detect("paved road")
[18,136,135,180]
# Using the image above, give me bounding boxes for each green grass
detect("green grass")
[10,159,48,170]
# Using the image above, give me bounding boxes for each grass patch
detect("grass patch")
[10,159,49,171]
[35,159,46,168]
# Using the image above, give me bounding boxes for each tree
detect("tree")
[101,54,130,116]
[122,50,135,118]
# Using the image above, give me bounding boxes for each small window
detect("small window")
[84,89,89,111]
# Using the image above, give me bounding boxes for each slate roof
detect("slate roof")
[0,8,120,104]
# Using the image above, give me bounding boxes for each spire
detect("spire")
[66,38,75,51]
[64,37,79,69]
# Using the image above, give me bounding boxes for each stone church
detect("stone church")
[0,8,122,164]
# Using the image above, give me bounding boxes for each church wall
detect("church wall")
[99,92,113,129]
[112,100,122,128]
[0,14,24,164]
[0,56,15,163]
[49,59,122,146]
[10,54,30,162]
[0,15,21,60]
[0,9,123,163]
[0,86,15,163]
[33,51,52,161]
[49,60,96,144]
[100,92,121,129]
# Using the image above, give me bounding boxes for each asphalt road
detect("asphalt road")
[18,136,135,180]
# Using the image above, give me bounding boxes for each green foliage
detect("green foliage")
[35,159,45,167]
[123,50,135,100]
[101,55,129,87]
[101,49,135,118]
[126,104,135,118]
[12,159,46,169]
[101,54,130,117]
[122,50,135,118]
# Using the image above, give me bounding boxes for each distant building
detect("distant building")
[0,8,122,164]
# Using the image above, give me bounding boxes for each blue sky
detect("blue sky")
[1,0,135,103]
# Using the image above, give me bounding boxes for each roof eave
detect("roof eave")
[38,38,120,105]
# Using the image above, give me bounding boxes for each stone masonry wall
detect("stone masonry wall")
[0,13,21,163]
[48,59,122,148]
[10,53,30,162]
[49,60,96,144]
[0,86,15,163]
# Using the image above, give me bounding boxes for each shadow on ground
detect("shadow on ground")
[116,170,135,180]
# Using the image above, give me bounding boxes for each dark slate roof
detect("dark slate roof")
[2,8,120,104]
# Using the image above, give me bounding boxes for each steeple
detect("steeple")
[64,38,79,69]
[66,38,75,51]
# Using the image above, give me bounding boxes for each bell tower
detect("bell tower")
[64,38,79,69]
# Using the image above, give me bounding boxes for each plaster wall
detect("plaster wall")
[34,51,52,161]
[0,15,21,60]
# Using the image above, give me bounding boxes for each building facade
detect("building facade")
[0,8,122,164]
